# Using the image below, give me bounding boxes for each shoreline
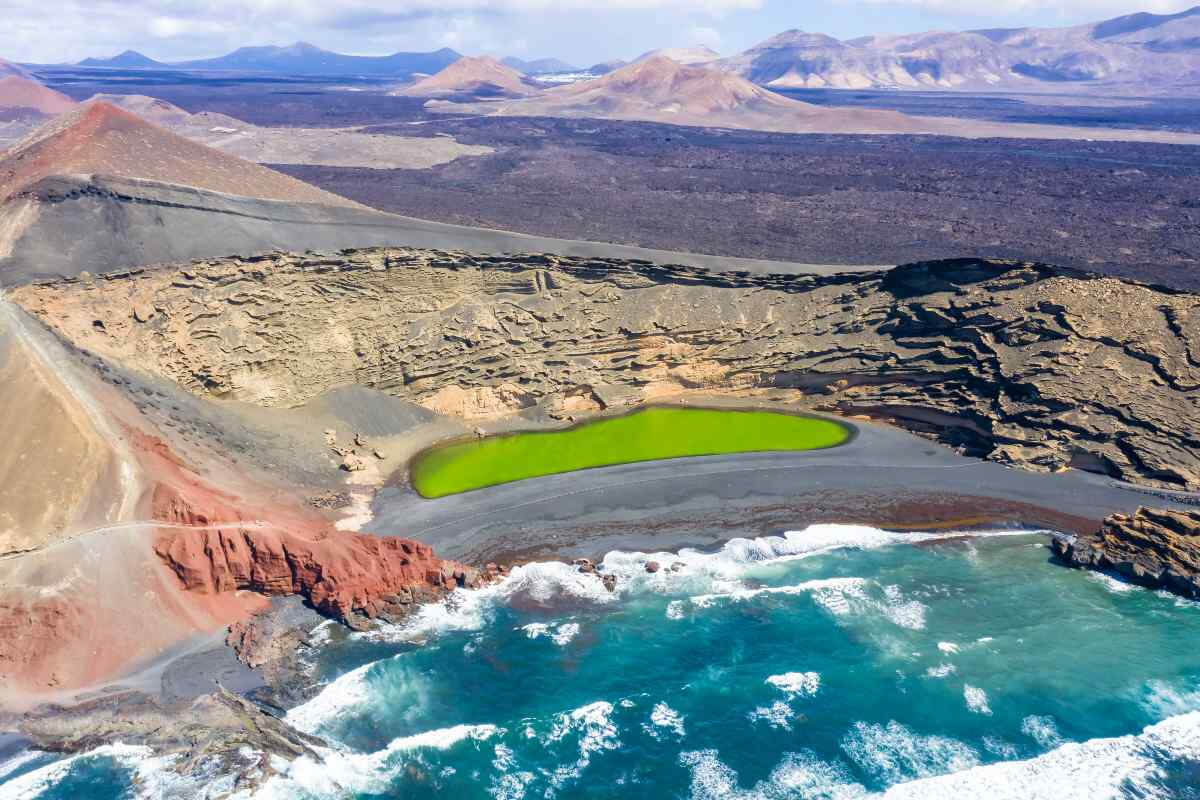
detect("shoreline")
[372,416,1198,565]
[7,413,1200,774]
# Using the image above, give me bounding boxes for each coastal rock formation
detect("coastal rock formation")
[13,251,1200,490]
[153,486,481,627]
[1054,507,1200,597]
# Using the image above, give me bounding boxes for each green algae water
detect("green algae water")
[7,528,1200,799]
[410,407,851,498]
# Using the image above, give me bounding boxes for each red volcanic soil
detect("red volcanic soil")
[0,76,76,114]
[398,55,538,97]
[134,425,483,625]
[0,101,360,205]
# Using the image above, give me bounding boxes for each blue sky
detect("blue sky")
[2,0,1198,65]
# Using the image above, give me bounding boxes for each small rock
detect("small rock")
[669,562,685,572]
[341,454,367,472]
[132,303,156,323]
[373,449,386,460]
[474,427,487,439]
[602,574,618,592]
[644,561,661,574]
[355,432,368,447]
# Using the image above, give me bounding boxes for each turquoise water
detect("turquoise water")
[6,526,1200,799]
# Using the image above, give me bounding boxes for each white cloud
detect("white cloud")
[848,0,1196,13]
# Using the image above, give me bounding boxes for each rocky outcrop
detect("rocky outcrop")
[1053,507,1200,598]
[13,249,1200,489]
[153,486,482,628]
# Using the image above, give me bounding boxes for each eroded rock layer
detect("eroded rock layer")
[1054,507,1200,597]
[12,249,1200,488]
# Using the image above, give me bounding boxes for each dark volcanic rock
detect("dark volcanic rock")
[1054,507,1200,597]
[16,250,1200,491]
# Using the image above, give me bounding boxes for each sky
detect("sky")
[2,0,1198,66]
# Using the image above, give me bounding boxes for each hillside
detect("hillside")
[0,58,32,80]
[396,56,538,97]
[0,101,358,205]
[0,76,77,114]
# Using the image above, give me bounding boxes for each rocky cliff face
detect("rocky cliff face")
[12,249,1200,489]
[1054,506,1200,597]
[152,484,485,628]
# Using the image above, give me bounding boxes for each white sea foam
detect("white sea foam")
[1139,678,1200,718]
[676,713,1200,800]
[354,524,1031,648]
[841,720,980,784]
[544,701,619,789]
[963,685,992,716]
[0,744,153,800]
[937,642,959,655]
[520,622,550,639]
[285,659,375,734]
[520,621,581,646]
[766,671,821,698]
[247,723,498,799]
[1020,715,1065,749]
[925,664,956,679]
[666,599,686,619]
[680,749,867,800]
[1088,571,1138,594]
[748,701,795,731]
[881,711,1200,799]
[551,622,581,646]
[645,702,686,739]
[0,750,47,786]
[982,736,1019,759]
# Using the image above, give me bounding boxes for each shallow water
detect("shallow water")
[409,407,850,497]
[6,526,1200,799]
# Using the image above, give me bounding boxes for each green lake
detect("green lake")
[409,406,851,498]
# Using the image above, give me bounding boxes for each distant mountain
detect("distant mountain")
[587,59,629,75]
[76,42,461,77]
[430,56,930,134]
[634,45,720,65]
[0,76,77,114]
[501,56,577,74]
[395,56,539,97]
[721,5,1200,93]
[430,55,1200,143]
[79,50,166,69]
[175,42,461,77]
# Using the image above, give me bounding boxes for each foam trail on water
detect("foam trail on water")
[881,711,1200,799]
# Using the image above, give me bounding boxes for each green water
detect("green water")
[410,407,851,498]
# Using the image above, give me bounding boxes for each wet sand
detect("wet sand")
[371,419,1199,564]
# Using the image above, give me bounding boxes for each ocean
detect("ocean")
[4,525,1200,799]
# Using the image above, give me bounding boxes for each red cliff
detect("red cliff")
[152,484,483,627]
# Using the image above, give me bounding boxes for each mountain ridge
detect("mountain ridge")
[77,42,462,77]
[719,5,1200,92]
